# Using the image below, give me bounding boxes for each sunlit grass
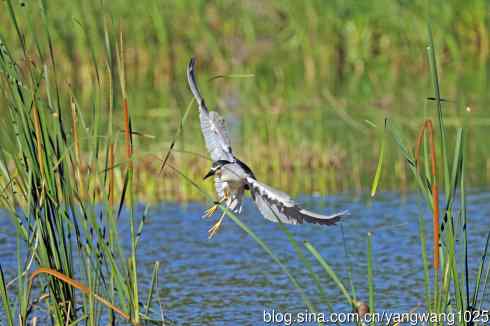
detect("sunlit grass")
[0,0,489,201]
[0,0,162,324]
[1,1,490,325]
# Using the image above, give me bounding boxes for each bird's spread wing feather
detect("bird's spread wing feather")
[246,177,348,225]
[186,58,235,162]
[205,111,233,160]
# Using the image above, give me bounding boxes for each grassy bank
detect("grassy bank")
[1,0,489,201]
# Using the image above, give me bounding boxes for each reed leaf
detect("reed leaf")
[0,265,14,326]
[304,241,353,307]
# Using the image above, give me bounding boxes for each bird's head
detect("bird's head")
[203,160,231,180]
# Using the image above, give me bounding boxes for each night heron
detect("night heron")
[187,58,348,238]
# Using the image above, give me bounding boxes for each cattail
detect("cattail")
[353,300,370,318]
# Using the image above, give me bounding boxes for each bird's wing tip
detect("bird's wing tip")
[186,56,206,106]
[339,210,350,216]
[332,210,350,221]
[187,57,196,76]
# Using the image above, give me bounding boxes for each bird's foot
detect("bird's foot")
[202,202,220,219]
[208,213,225,239]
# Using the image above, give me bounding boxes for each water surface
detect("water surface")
[1,191,490,325]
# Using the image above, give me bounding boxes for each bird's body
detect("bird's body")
[215,161,249,212]
[186,58,348,237]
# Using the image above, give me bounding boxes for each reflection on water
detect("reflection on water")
[1,191,490,325]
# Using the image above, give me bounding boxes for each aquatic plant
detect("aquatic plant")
[1,1,489,325]
[0,1,162,324]
[301,20,490,326]
[375,21,490,325]
[0,0,488,201]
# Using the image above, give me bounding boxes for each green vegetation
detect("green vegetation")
[0,1,162,324]
[388,25,490,322]
[271,24,490,325]
[1,0,489,201]
[1,1,490,325]
[163,19,490,326]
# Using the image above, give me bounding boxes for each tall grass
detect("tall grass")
[380,22,490,324]
[1,0,489,201]
[151,9,490,326]
[277,19,490,326]
[0,1,161,324]
[1,1,490,325]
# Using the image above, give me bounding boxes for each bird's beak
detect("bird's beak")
[203,169,215,180]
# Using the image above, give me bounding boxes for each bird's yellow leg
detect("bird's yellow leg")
[208,211,226,239]
[203,192,227,219]
[207,189,230,238]
[202,201,220,219]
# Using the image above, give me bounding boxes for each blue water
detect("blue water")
[1,191,490,325]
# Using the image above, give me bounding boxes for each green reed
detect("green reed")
[0,1,162,324]
[380,21,490,324]
[283,18,490,326]
[153,7,490,326]
[1,0,489,201]
[1,1,490,325]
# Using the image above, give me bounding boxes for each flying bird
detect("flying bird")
[186,58,348,238]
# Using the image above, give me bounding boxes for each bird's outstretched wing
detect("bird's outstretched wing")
[186,58,235,162]
[247,177,348,225]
